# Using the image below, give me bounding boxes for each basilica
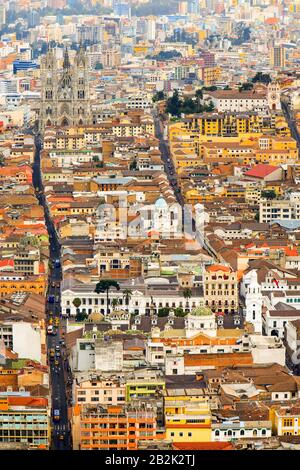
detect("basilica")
[39,47,91,132]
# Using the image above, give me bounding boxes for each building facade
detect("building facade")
[39,48,91,132]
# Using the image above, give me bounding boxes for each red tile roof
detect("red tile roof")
[7,396,48,407]
[244,164,279,179]
[206,264,231,273]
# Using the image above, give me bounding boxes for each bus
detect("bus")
[53,409,60,422]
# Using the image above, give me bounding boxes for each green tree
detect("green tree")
[195,88,203,110]
[75,311,88,322]
[94,280,120,316]
[239,82,254,92]
[111,298,119,309]
[174,307,186,317]
[252,72,271,85]
[73,298,81,308]
[183,288,192,306]
[153,90,166,102]
[158,307,171,317]
[206,100,215,112]
[166,89,182,117]
[122,289,133,312]
[261,190,276,199]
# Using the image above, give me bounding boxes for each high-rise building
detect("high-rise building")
[146,19,156,41]
[270,45,286,68]
[39,48,91,132]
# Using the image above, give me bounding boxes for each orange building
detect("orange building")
[72,404,164,450]
[0,273,46,297]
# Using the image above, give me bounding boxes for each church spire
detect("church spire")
[63,47,71,69]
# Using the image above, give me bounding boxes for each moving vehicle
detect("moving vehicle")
[48,295,55,304]
[55,318,59,327]
[55,345,60,352]
[53,409,60,422]
[47,325,54,335]
[55,296,59,303]
[54,359,59,366]
[58,434,65,441]
[49,349,55,359]
[54,259,60,268]
[51,281,55,288]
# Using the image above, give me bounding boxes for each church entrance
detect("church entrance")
[61,118,69,127]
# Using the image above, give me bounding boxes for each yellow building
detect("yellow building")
[164,396,212,443]
[126,377,165,401]
[0,275,46,297]
[198,66,221,87]
[270,405,300,436]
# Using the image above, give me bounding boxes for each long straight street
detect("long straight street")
[32,135,72,450]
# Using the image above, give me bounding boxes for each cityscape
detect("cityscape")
[0,0,300,454]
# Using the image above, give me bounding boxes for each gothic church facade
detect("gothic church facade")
[39,48,91,132]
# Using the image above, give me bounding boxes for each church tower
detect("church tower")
[39,47,91,132]
[245,270,263,334]
[267,82,281,111]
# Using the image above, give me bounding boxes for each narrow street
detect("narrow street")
[32,135,72,450]
[281,100,300,152]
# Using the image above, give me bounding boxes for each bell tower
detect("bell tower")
[267,82,281,111]
[245,270,263,334]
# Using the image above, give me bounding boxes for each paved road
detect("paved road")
[153,113,217,258]
[154,114,184,206]
[281,101,300,153]
[32,135,72,450]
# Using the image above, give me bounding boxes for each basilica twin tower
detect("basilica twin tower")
[39,47,91,132]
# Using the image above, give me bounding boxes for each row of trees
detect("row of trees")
[73,282,193,321]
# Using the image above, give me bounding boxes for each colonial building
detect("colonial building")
[204,265,239,314]
[39,48,91,132]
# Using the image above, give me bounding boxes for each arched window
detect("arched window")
[61,118,69,127]
[261,429,266,435]
[215,430,220,436]
[240,429,245,436]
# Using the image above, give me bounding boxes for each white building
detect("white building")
[61,277,203,317]
[244,270,263,333]
[0,322,42,363]
[212,420,272,441]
